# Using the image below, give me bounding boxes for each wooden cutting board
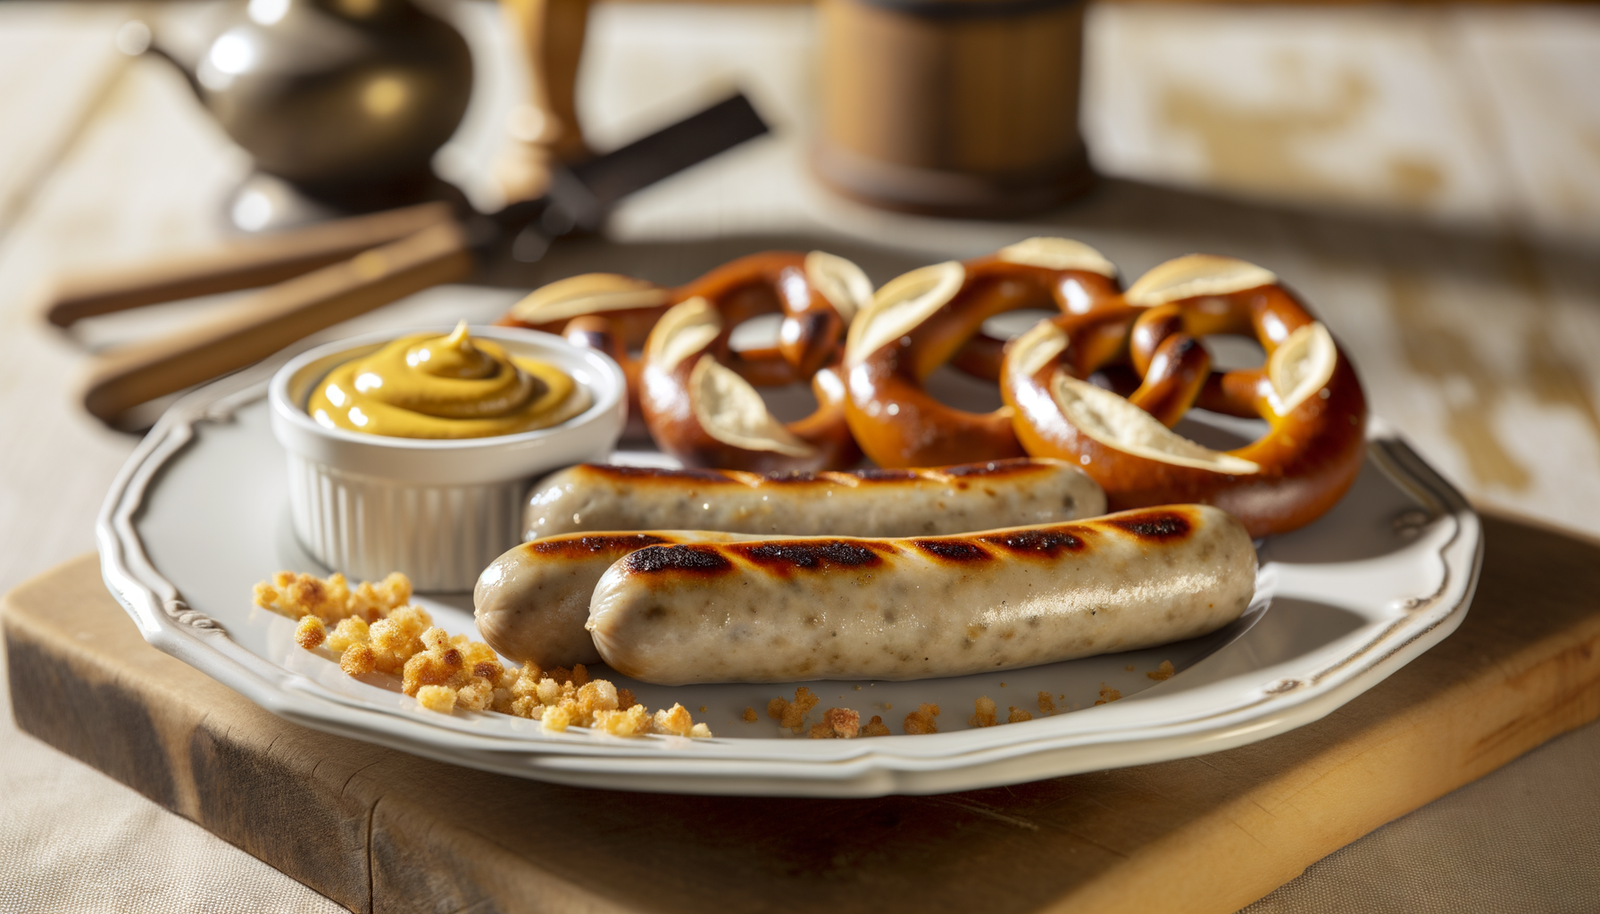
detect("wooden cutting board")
[6,510,1600,914]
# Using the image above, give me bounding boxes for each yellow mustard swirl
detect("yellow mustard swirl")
[308,323,590,439]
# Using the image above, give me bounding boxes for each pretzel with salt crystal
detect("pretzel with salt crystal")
[634,253,872,471]
[1001,254,1368,537]
[840,237,1124,468]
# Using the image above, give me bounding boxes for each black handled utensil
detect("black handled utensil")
[54,93,769,426]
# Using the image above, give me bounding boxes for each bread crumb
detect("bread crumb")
[543,704,574,732]
[969,696,998,728]
[903,703,940,734]
[743,707,758,722]
[999,682,1006,687]
[368,606,432,674]
[535,677,564,705]
[416,685,456,713]
[853,685,862,690]
[654,703,695,736]
[260,569,712,737]
[594,705,650,736]
[340,643,377,676]
[1037,691,1057,716]
[456,678,493,712]
[541,663,589,688]
[255,570,410,624]
[325,617,369,653]
[576,680,620,717]
[1148,660,1176,681]
[767,687,820,733]
[1095,683,1123,705]
[808,708,861,739]
[400,628,464,696]
[1007,707,1033,723]
[294,615,326,650]
[699,705,707,713]
[1125,664,1136,672]
[862,715,892,737]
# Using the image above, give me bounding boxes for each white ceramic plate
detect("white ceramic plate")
[99,358,1481,797]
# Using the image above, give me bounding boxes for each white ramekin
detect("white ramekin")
[269,325,626,591]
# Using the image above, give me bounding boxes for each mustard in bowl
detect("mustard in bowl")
[270,324,626,591]
[308,321,591,439]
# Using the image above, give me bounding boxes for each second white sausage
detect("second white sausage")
[522,458,1106,540]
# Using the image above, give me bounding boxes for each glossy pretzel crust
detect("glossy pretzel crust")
[1002,272,1368,537]
[843,255,1123,467]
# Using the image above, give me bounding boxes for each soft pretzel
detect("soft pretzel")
[498,272,671,434]
[1001,254,1367,537]
[499,251,872,433]
[636,254,871,471]
[841,237,1123,468]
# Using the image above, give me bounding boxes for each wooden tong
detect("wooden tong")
[48,93,768,427]
[52,203,471,424]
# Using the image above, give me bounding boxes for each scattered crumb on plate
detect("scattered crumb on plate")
[257,570,711,737]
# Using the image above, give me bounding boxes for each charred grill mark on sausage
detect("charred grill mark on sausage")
[527,533,671,556]
[911,539,993,563]
[1106,510,1194,541]
[978,528,1087,557]
[733,540,887,573]
[622,545,735,575]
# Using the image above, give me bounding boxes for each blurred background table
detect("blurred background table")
[2,1,1598,911]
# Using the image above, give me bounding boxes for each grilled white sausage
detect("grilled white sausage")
[483,459,1106,667]
[587,505,1256,685]
[522,458,1105,540]
[474,531,762,667]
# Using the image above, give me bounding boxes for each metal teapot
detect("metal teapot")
[146,0,473,209]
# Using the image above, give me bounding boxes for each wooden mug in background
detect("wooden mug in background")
[815,0,1093,217]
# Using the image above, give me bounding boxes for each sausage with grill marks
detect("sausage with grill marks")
[586,505,1257,685]
[523,458,1106,540]
[474,530,765,667]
